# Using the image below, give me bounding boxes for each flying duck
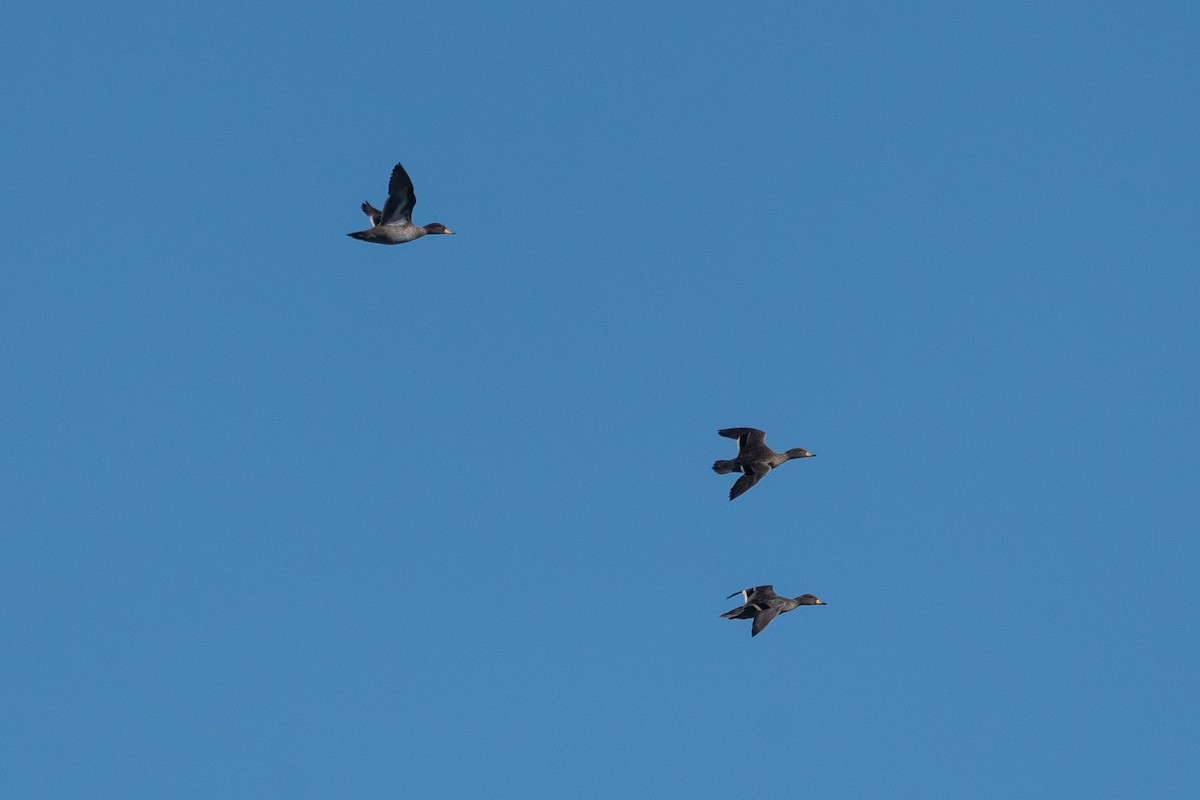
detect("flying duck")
[712,427,814,500]
[348,162,454,244]
[721,585,826,637]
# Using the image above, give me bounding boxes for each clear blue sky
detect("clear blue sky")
[3,1,1198,797]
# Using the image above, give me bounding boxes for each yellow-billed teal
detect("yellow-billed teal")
[348,162,454,245]
[721,585,826,637]
[712,427,814,500]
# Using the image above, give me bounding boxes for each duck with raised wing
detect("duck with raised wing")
[348,162,455,245]
[721,585,826,637]
[712,427,814,500]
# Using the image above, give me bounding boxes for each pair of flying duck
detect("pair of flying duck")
[712,428,825,636]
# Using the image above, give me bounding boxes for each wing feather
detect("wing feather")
[729,471,761,500]
[751,606,783,636]
[718,428,767,451]
[361,202,383,226]
[380,163,416,226]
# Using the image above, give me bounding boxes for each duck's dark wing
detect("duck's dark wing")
[750,585,782,602]
[726,585,776,602]
[718,428,767,453]
[751,605,783,636]
[729,469,764,500]
[380,162,416,226]
[722,586,780,621]
[361,202,383,226]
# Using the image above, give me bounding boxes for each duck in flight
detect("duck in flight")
[721,585,826,637]
[348,162,454,245]
[712,427,814,500]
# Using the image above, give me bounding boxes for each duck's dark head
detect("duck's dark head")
[796,594,826,605]
[424,223,454,235]
[786,448,815,459]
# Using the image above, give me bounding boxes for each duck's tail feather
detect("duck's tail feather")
[721,605,753,620]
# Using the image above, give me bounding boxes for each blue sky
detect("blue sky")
[3,1,1198,796]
